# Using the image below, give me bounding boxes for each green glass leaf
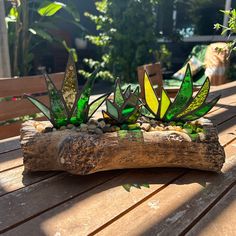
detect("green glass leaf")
[122,184,131,192]
[164,64,193,121]
[124,85,131,99]
[127,109,140,123]
[38,2,65,16]
[141,106,155,118]
[121,107,135,117]
[44,74,68,126]
[114,79,125,107]
[26,95,52,121]
[106,100,119,119]
[177,78,210,118]
[73,69,98,122]
[61,53,78,112]
[181,96,220,121]
[88,93,109,119]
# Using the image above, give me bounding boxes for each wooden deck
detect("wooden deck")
[0,81,236,236]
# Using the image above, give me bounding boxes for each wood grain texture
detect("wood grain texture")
[96,140,236,236]
[21,119,225,174]
[186,184,236,236]
[0,73,64,97]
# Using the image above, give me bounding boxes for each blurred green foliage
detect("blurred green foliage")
[80,0,160,83]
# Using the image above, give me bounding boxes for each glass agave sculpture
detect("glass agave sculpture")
[142,64,220,122]
[25,54,108,128]
[102,79,141,124]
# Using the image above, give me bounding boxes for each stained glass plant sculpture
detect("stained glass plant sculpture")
[26,53,108,128]
[142,64,220,122]
[102,79,141,124]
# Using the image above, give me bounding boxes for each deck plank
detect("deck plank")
[1,169,186,235]
[0,171,123,234]
[94,141,236,236]
[0,166,57,196]
[186,184,236,236]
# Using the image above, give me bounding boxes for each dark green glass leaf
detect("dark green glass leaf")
[88,93,109,119]
[177,78,210,118]
[61,53,78,112]
[164,64,193,121]
[106,100,119,119]
[114,79,124,107]
[26,95,52,121]
[44,74,68,126]
[181,95,220,121]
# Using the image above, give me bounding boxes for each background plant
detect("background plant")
[5,0,85,76]
[80,0,160,83]
[214,9,236,55]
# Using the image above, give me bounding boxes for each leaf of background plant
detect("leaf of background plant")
[88,94,109,119]
[9,7,18,19]
[181,95,220,121]
[61,53,78,112]
[38,1,65,16]
[177,78,210,118]
[144,72,159,115]
[29,28,53,42]
[63,1,80,22]
[164,64,193,121]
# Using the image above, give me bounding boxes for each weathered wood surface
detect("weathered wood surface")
[21,118,225,174]
[0,81,236,236]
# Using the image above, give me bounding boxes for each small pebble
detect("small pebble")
[67,124,74,129]
[102,126,113,132]
[80,123,88,129]
[198,132,206,141]
[88,119,98,125]
[36,124,44,132]
[59,126,66,131]
[154,126,165,131]
[98,120,106,129]
[95,128,103,134]
[141,123,151,131]
[88,124,97,130]
[44,127,53,133]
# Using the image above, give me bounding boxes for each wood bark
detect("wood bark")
[21,120,225,175]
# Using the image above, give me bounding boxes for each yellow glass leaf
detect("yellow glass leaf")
[160,88,171,119]
[144,72,159,114]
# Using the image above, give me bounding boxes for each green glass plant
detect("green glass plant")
[102,79,140,125]
[26,53,108,128]
[142,64,220,122]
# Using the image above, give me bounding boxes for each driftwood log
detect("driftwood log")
[21,120,225,174]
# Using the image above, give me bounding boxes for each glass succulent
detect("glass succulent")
[25,53,108,128]
[102,79,141,125]
[142,64,220,122]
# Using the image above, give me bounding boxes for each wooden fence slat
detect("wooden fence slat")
[0,96,49,122]
[0,73,64,97]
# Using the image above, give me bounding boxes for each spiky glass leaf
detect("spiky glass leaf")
[103,79,140,124]
[142,63,220,122]
[26,54,108,128]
